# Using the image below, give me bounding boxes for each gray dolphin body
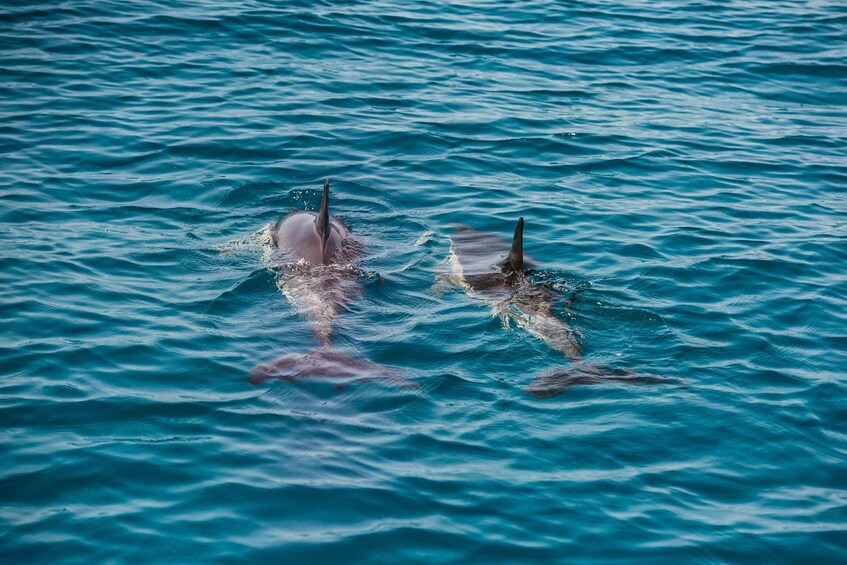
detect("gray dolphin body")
[250,180,399,386]
[444,218,581,359]
[442,218,672,397]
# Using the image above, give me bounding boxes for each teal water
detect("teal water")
[2,0,847,562]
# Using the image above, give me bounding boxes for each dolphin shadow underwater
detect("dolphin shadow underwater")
[249,180,407,388]
[437,217,676,398]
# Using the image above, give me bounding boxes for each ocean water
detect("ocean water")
[2,0,846,562]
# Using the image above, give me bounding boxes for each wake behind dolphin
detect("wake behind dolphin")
[250,180,402,386]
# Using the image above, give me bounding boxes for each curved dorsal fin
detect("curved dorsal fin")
[315,179,331,262]
[503,217,524,273]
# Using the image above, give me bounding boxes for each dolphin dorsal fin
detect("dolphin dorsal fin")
[503,217,524,274]
[315,179,331,261]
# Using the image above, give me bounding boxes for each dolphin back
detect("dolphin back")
[273,179,353,265]
[448,221,536,287]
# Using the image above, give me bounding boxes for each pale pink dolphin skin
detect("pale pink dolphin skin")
[250,180,404,387]
[268,179,364,346]
[272,179,353,267]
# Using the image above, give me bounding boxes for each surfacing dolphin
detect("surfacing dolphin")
[442,217,582,359]
[270,179,363,346]
[440,217,672,397]
[249,180,402,386]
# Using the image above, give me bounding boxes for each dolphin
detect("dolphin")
[524,365,673,398]
[440,218,673,397]
[442,217,582,359]
[250,180,402,387]
[268,179,364,346]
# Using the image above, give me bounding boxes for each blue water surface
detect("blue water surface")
[2,0,846,562]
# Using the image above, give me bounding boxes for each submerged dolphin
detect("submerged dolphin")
[248,347,402,385]
[250,180,401,386]
[442,217,581,359]
[440,218,672,397]
[524,365,672,398]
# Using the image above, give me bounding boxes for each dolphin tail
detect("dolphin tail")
[524,363,683,399]
[503,217,524,274]
[315,178,331,260]
[248,347,416,389]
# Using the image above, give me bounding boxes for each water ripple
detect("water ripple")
[2,0,847,562]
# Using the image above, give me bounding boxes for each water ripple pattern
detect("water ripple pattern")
[2,0,846,562]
